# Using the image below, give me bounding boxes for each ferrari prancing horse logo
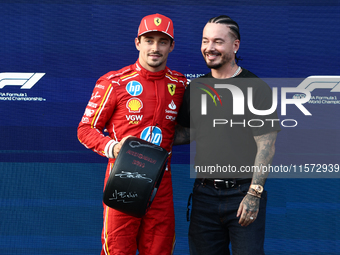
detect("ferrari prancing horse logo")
[154,18,162,26]
[167,84,176,96]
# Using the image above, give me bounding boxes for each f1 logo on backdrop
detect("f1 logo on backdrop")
[296,76,340,92]
[0,73,45,89]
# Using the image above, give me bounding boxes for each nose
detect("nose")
[204,41,214,52]
[151,42,160,52]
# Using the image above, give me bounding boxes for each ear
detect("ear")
[233,39,240,53]
[135,37,141,51]
[169,40,175,53]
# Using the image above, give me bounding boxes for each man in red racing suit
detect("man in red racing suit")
[77,13,187,255]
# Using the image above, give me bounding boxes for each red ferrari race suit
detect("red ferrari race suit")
[77,60,187,255]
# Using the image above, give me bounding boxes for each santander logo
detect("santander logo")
[165,100,178,115]
[168,100,176,110]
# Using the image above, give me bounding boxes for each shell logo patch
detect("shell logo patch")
[154,17,162,26]
[167,84,176,96]
[126,98,143,113]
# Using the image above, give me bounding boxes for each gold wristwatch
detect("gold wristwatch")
[250,184,263,195]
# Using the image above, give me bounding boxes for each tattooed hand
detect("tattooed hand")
[236,193,260,227]
[235,131,278,226]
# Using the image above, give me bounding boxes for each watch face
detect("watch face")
[252,185,263,193]
[256,186,263,193]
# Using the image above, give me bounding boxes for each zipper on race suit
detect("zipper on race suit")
[149,79,160,144]
[149,123,159,143]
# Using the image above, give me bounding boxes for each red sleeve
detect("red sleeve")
[77,75,117,157]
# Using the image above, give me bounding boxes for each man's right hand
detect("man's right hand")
[113,135,134,158]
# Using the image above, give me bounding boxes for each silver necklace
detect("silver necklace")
[231,66,241,78]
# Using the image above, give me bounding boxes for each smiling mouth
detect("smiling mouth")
[148,53,162,58]
[205,52,221,60]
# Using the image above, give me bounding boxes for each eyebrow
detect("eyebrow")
[202,37,225,41]
[144,36,170,41]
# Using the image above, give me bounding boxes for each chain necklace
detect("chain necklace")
[231,66,241,78]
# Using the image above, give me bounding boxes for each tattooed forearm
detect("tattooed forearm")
[173,124,191,145]
[252,131,278,186]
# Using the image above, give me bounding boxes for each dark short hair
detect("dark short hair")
[207,15,242,63]
[207,15,240,41]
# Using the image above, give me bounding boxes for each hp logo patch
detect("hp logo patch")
[126,81,143,96]
[140,126,162,146]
